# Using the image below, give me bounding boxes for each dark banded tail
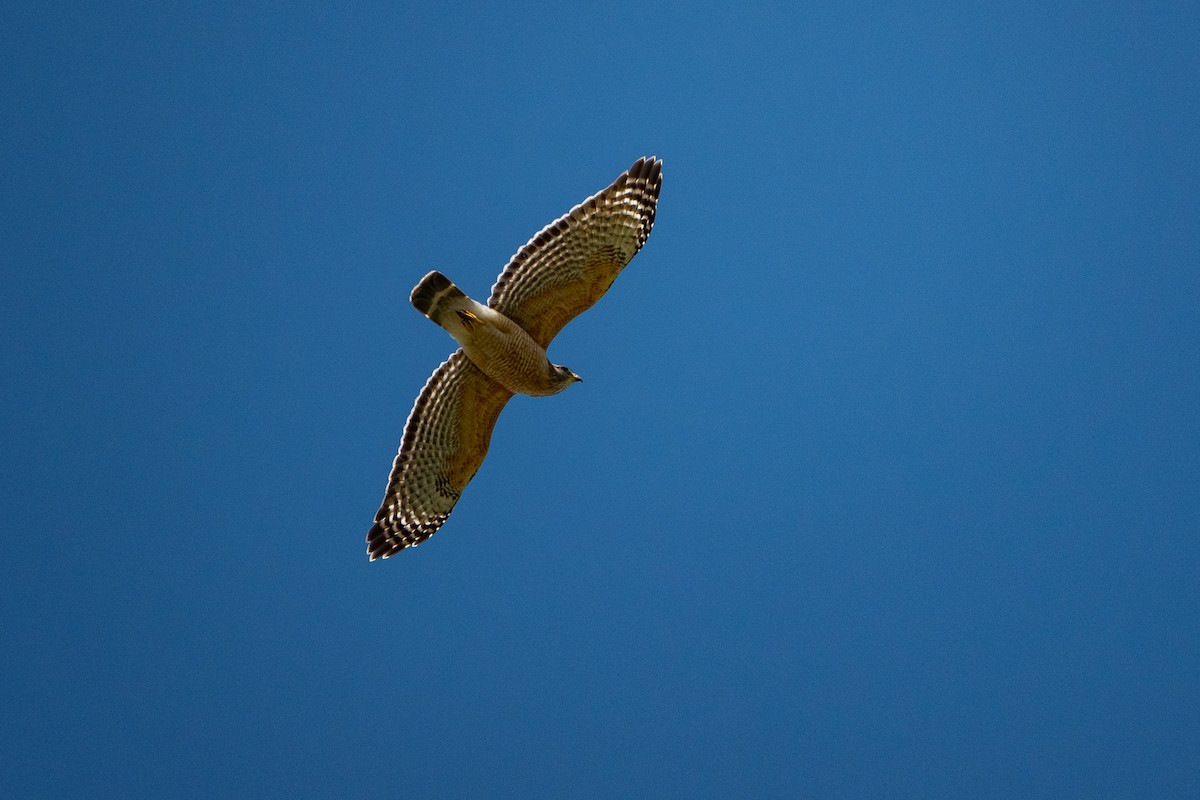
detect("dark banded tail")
[410,270,468,324]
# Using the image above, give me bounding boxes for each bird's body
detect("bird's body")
[367,156,663,560]
[410,270,578,397]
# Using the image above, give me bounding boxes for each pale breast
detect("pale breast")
[461,311,557,396]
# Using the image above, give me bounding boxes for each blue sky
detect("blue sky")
[3,2,1198,797]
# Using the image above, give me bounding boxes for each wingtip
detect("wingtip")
[628,156,663,190]
[366,521,396,561]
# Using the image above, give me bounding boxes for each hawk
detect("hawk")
[367,156,663,560]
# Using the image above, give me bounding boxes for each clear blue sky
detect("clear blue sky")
[3,2,1198,797]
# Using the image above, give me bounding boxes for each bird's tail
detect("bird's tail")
[411,271,471,327]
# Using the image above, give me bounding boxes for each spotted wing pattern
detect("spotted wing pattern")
[488,156,663,348]
[367,350,513,560]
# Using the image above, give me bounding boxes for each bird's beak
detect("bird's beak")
[572,372,583,383]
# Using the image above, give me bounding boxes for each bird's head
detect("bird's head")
[549,362,584,392]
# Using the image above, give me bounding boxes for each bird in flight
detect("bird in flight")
[367,156,663,560]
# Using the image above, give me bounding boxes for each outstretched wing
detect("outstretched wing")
[487,156,662,348]
[367,350,513,559]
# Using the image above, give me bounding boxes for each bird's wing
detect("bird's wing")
[367,350,513,559]
[487,156,662,348]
